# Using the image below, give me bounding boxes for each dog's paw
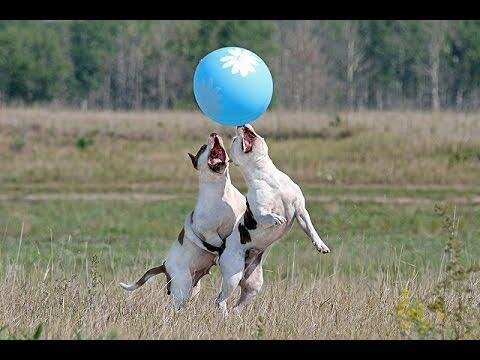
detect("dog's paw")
[314,241,331,254]
[261,213,287,228]
[215,299,229,318]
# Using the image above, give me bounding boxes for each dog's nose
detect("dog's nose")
[210,132,218,137]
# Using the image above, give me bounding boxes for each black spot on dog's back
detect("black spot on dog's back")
[244,200,257,230]
[239,223,251,244]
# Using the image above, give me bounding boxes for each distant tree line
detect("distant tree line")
[1,20,480,111]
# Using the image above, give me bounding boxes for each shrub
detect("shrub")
[396,203,480,339]
[76,136,95,150]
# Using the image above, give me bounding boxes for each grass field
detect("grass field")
[0,108,479,339]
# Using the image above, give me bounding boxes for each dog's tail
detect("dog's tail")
[119,263,166,292]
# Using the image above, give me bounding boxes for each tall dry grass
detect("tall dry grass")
[0,261,418,339]
[2,262,477,339]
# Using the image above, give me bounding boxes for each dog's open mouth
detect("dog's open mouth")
[241,126,256,153]
[208,136,227,173]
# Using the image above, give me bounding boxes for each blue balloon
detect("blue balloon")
[193,47,273,126]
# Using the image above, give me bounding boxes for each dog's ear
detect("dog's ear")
[189,144,207,170]
[188,153,198,170]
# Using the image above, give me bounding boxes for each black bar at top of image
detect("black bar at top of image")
[1,1,479,20]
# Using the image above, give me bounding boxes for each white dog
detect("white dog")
[120,133,246,309]
[215,124,331,314]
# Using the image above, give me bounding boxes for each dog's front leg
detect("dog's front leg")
[295,206,330,254]
[251,191,287,228]
[257,213,287,228]
[254,205,287,228]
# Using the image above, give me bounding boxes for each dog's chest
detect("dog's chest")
[195,199,239,236]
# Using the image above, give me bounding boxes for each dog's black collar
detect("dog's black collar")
[201,239,225,256]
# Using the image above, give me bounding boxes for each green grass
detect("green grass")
[1,108,479,287]
[303,184,480,200]
[2,195,478,283]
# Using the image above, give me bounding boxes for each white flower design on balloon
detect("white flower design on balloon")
[220,48,260,77]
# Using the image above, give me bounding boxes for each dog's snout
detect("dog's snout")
[236,126,245,136]
[210,132,218,137]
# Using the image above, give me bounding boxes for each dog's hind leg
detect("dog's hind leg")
[215,239,245,316]
[189,280,201,301]
[235,250,264,311]
[168,271,193,310]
